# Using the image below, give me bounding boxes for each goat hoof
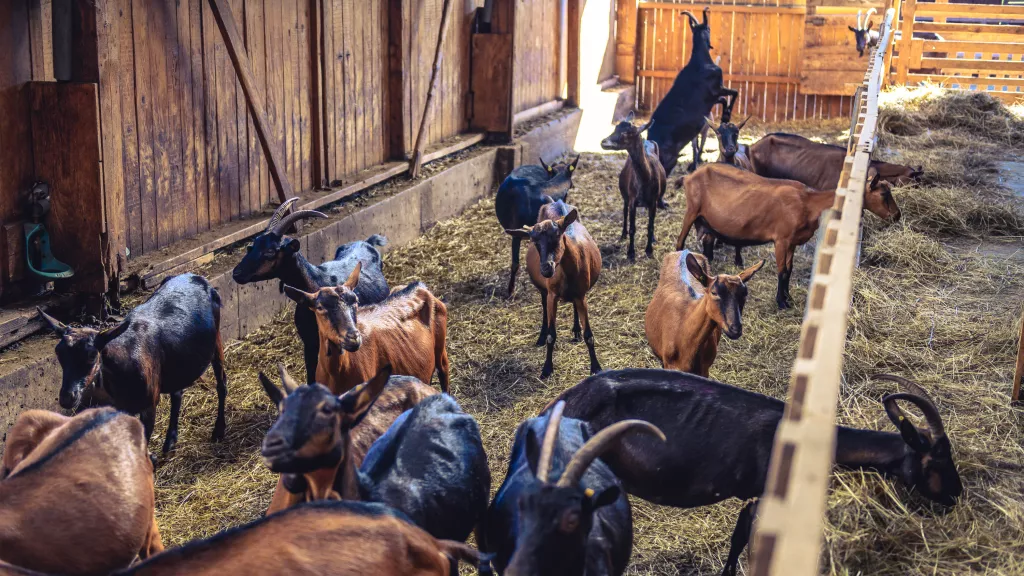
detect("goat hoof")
[571,332,582,343]
[540,365,554,379]
[161,437,177,455]
[777,300,791,310]
[627,251,636,262]
[590,363,602,375]
[657,200,670,209]
[535,335,547,347]
[646,248,654,259]
[212,422,226,443]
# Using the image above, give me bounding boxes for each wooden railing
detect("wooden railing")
[891,0,1024,104]
[748,8,896,576]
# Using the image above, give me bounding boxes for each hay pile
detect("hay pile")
[147,87,1023,575]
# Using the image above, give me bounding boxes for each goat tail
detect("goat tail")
[438,540,495,576]
[365,234,389,247]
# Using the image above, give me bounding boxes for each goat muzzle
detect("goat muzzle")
[342,334,363,352]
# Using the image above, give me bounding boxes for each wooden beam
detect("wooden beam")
[207,0,292,203]
[309,0,326,188]
[913,22,1024,37]
[615,0,638,84]
[513,100,565,126]
[639,3,806,14]
[1014,305,1024,404]
[566,0,581,107]
[896,0,915,84]
[409,0,455,179]
[638,70,801,83]
[750,10,895,576]
[918,58,1024,74]
[914,3,1024,17]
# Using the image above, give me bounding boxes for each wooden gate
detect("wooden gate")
[890,0,1024,104]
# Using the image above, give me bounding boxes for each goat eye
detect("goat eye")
[559,511,580,533]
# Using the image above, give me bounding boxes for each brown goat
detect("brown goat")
[694,116,754,267]
[748,132,923,189]
[675,163,900,309]
[260,364,437,514]
[646,250,764,377]
[506,201,602,379]
[600,117,668,261]
[116,501,491,576]
[0,408,162,575]
[284,263,449,395]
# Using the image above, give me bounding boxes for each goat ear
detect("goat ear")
[685,253,711,287]
[569,154,580,172]
[343,262,362,291]
[849,25,858,32]
[586,485,621,511]
[539,156,552,174]
[281,237,301,254]
[525,426,543,478]
[339,364,393,427]
[505,228,532,239]
[95,319,131,350]
[640,119,655,134]
[283,285,316,307]
[626,110,635,123]
[559,209,579,232]
[258,372,286,407]
[37,307,68,336]
[738,259,766,283]
[277,363,301,395]
[867,21,874,31]
[737,115,752,130]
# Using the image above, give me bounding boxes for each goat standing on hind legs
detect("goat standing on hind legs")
[506,202,602,379]
[601,116,667,261]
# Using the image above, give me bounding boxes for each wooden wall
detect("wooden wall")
[491,0,563,115]
[634,0,860,122]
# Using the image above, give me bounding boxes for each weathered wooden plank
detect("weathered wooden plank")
[310,0,326,188]
[208,0,295,204]
[232,0,249,219]
[919,58,1024,74]
[29,82,106,294]
[92,0,126,278]
[915,3,1024,17]
[133,1,158,251]
[470,33,514,134]
[115,0,142,256]
[175,0,199,240]
[914,22,1024,37]
[298,0,312,193]
[341,0,356,174]
[189,0,211,234]
[245,0,264,213]
[203,0,222,228]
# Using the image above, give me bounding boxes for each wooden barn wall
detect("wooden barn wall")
[0,1,35,228]
[635,0,857,122]
[491,0,563,114]
[402,0,472,155]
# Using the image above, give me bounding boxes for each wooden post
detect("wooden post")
[882,0,902,87]
[310,0,326,188]
[1014,305,1024,404]
[615,0,638,84]
[566,0,581,107]
[895,0,916,85]
[409,0,455,179]
[207,0,292,202]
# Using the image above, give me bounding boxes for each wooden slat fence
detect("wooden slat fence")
[750,9,896,575]
[892,0,1024,104]
[635,0,864,122]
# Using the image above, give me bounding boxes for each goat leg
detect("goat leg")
[571,304,582,342]
[508,237,521,298]
[161,391,183,454]
[721,500,758,576]
[536,288,550,347]
[620,198,629,240]
[541,293,558,379]
[627,202,638,261]
[212,328,228,442]
[719,88,739,123]
[577,297,601,375]
[734,246,744,268]
[774,241,793,309]
[296,308,320,384]
[646,202,657,259]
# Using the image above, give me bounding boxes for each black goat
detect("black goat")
[481,402,665,576]
[260,366,490,542]
[849,8,878,57]
[555,369,962,576]
[38,274,227,454]
[231,197,390,383]
[646,7,737,177]
[496,156,579,296]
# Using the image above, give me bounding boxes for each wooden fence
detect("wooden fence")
[749,9,895,575]
[890,0,1024,104]
[631,0,883,122]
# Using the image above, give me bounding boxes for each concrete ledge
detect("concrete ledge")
[0,112,580,450]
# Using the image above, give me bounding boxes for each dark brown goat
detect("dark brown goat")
[748,132,923,189]
[506,201,602,378]
[260,363,437,514]
[675,163,900,309]
[39,273,227,454]
[284,264,449,395]
[0,408,162,575]
[116,501,492,576]
[601,117,668,261]
[646,250,764,377]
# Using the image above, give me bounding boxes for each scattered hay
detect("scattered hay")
[136,86,1023,575]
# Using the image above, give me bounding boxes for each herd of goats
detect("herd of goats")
[1,7,958,576]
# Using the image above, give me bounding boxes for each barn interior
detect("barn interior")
[1,1,1023,575]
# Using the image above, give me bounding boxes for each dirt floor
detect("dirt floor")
[144,88,1023,575]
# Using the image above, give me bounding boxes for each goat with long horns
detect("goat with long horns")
[480,401,665,576]
[231,197,391,383]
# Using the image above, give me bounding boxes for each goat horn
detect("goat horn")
[875,375,946,440]
[267,197,301,232]
[704,115,717,131]
[865,7,877,21]
[680,10,699,27]
[556,420,666,488]
[272,209,328,236]
[536,401,565,483]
